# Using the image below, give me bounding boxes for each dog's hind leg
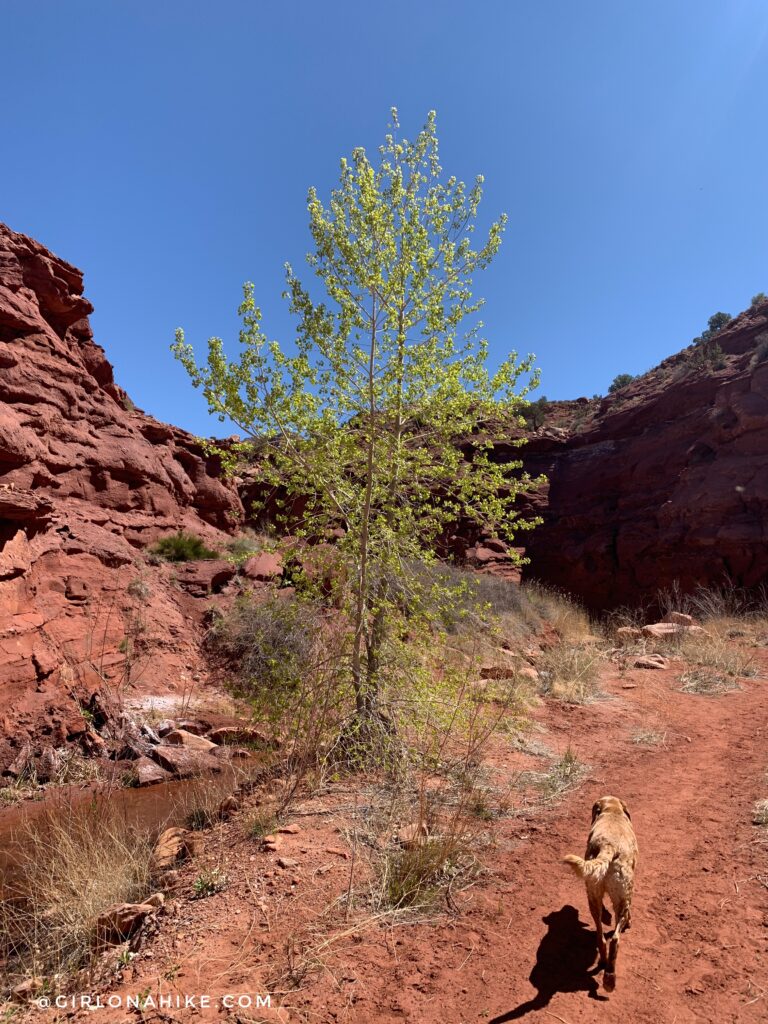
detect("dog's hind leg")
[603,900,631,992]
[588,891,607,966]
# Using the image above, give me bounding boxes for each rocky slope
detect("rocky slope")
[0,224,244,772]
[515,303,768,608]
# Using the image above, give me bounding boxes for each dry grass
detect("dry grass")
[631,728,667,747]
[537,643,605,703]
[1,798,155,991]
[517,746,586,803]
[679,668,740,696]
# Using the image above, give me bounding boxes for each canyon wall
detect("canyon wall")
[0,224,243,768]
[517,304,768,609]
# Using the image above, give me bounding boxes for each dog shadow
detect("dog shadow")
[490,904,607,1022]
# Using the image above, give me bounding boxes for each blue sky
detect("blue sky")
[3,1,768,435]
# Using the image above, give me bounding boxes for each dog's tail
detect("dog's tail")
[562,847,615,881]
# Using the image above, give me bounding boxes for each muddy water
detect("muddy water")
[0,763,261,892]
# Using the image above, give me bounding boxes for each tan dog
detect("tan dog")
[563,795,638,992]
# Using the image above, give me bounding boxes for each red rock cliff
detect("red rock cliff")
[0,224,243,768]
[517,304,768,609]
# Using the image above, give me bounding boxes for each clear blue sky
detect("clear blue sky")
[3,1,767,435]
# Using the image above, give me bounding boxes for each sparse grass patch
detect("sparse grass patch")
[680,668,740,696]
[516,747,586,805]
[0,799,154,991]
[537,643,604,703]
[149,531,219,562]
[246,806,281,839]
[378,833,477,911]
[631,728,667,747]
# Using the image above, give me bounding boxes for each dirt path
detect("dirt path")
[303,666,768,1024]
[35,658,767,1024]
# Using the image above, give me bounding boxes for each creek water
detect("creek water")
[0,763,258,894]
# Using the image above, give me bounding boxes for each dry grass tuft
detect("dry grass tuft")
[1,799,154,990]
[631,728,667,747]
[679,668,740,696]
[518,746,586,804]
[537,643,605,703]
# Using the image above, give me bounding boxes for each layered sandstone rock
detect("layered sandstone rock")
[517,303,768,608]
[0,224,243,770]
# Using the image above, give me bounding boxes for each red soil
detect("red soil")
[23,651,768,1024]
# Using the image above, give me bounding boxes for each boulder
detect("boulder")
[150,745,222,778]
[633,654,670,670]
[208,725,277,749]
[242,551,283,582]
[95,901,159,946]
[131,756,171,787]
[163,729,217,752]
[151,826,193,873]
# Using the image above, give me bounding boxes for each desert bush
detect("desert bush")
[208,594,326,701]
[149,531,218,562]
[192,868,228,899]
[0,799,154,989]
[608,373,635,393]
[692,311,732,345]
[750,292,767,309]
[750,331,768,369]
[521,395,550,429]
[225,529,271,564]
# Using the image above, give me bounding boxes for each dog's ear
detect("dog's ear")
[591,800,602,823]
[620,800,631,820]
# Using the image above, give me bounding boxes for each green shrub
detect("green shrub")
[692,311,731,346]
[608,373,635,394]
[750,332,768,369]
[207,594,324,700]
[750,292,767,309]
[689,340,726,371]
[149,531,219,562]
[521,395,550,429]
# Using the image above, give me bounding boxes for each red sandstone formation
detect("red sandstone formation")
[0,224,243,771]
[2,222,767,770]
[517,302,768,608]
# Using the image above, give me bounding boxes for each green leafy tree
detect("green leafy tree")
[522,395,549,429]
[608,373,635,394]
[172,110,542,741]
[693,311,732,346]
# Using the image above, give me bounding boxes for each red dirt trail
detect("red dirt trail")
[302,665,768,1024]
[34,657,767,1024]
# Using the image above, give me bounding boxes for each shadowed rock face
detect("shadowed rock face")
[0,223,243,769]
[516,303,768,609]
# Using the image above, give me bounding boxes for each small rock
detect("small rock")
[616,626,642,643]
[156,719,176,737]
[633,654,670,670]
[278,823,301,834]
[277,857,299,869]
[152,827,193,873]
[11,978,42,1004]
[242,551,284,582]
[144,892,165,909]
[95,902,157,946]
[664,611,695,626]
[218,795,240,818]
[396,822,428,849]
[325,847,349,859]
